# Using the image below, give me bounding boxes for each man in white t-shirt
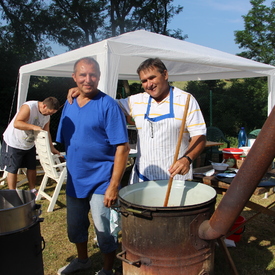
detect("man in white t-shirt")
[117,58,206,183]
[1,97,60,193]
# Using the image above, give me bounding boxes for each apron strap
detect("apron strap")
[135,165,150,181]
[144,86,174,122]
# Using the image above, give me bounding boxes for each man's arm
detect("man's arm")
[104,142,130,208]
[168,135,206,178]
[13,105,43,131]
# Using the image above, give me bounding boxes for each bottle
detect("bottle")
[238,127,247,147]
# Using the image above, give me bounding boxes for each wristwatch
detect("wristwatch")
[183,155,193,164]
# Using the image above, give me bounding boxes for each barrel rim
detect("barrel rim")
[0,189,35,212]
[118,180,217,211]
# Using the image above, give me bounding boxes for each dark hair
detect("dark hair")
[137,58,167,76]
[43,97,60,110]
[73,57,101,75]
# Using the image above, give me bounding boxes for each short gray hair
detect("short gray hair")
[73,57,100,75]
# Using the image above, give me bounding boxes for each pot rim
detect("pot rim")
[118,180,217,212]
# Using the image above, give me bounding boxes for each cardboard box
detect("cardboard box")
[237,159,244,169]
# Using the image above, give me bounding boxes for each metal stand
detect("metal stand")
[217,237,239,275]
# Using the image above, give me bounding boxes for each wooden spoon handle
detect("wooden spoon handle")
[163,94,191,207]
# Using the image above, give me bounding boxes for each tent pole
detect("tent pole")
[210,90,213,126]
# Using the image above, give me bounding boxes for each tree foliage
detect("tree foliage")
[232,0,273,135]
[235,0,275,65]
[185,78,268,137]
[109,0,185,38]
[0,0,51,61]
[45,0,108,49]
[45,0,185,50]
[0,0,53,136]
[0,0,185,57]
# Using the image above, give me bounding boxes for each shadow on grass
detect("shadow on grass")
[215,205,275,274]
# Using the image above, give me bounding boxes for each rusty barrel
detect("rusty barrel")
[117,180,217,275]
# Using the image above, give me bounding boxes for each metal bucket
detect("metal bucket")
[0,190,41,235]
[117,180,217,275]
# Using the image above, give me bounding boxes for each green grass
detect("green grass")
[1,168,275,275]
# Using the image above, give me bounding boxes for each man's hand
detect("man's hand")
[51,147,60,156]
[32,125,43,131]
[168,157,191,178]
[168,135,206,178]
[104,184,119,208]
[67,87,80,104]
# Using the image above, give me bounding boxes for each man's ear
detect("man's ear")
[42,104,48,111]
[72,73,76,82]
[163,70,169,81]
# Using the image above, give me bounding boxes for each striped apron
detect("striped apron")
[129,87,192,184]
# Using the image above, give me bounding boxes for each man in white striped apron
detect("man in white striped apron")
[118,58,206,184]
[68,58,207,184]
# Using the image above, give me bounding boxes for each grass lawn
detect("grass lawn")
[1,168,275,275]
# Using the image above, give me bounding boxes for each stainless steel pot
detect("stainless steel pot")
[0,190,41,235]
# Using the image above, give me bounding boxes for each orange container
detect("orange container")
[222,148,243,168]
[227,216,246,243]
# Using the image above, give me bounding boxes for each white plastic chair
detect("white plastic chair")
[34,130,67,212]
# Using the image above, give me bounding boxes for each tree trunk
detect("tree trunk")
[122,80,131,97]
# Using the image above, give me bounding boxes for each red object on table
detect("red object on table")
[222,148,244,167]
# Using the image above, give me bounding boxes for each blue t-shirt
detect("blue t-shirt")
[56,91,128,198]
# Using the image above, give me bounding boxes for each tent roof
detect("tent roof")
[18,30,275,111]
[19,29,275,81]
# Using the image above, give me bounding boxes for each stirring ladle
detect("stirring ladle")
[163,94,191,207]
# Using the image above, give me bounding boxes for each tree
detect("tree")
[0,0,54,136]
[229,0,272,137]
[185,77,268,137]
[45,0,185,50]
[109,0,185,39]
[46,0,108,49]
[234,0,275,65]
[0,0,52,61]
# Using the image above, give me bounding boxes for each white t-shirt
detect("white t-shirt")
[118,87,206,183]
[3,101,50,150]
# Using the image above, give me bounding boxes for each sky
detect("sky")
[169,0,273,55]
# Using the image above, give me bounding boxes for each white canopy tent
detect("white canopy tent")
[18,29,275,113]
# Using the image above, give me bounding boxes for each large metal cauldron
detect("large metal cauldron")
[0,190,44,275]
[0,189,41,235]
[117,180,217,275]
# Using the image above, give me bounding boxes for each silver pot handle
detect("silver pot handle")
[36,236,46,255]
[34,204,42,217]
[117,250,151,266]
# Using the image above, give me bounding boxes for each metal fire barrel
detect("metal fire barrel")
[0,220,45,275]
[117,180,217,275]
[0,190,44,275]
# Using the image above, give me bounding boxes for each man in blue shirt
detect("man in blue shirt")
[56,57,129,275]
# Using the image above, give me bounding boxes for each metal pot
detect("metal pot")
[117,180,217,275]
[0,190,41,235]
